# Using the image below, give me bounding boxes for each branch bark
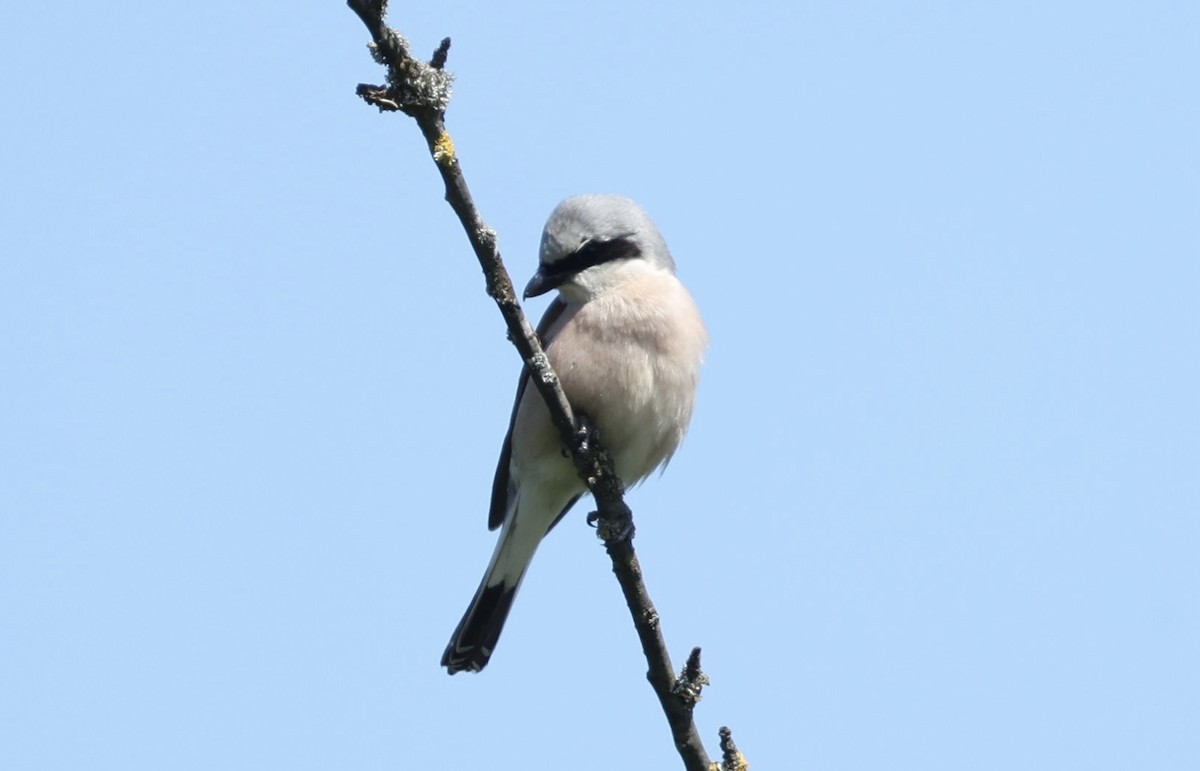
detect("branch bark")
[346,4,736,769]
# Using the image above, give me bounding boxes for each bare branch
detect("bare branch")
[598,536,711,769]
[346,4,736,769]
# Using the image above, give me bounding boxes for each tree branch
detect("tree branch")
[346,3,739,769]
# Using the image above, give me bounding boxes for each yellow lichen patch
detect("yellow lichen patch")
[710,754,749,771]
[432,131,457,165]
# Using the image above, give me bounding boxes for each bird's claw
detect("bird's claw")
[587,509,635,542]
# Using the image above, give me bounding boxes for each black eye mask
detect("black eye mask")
[525,234,642,298]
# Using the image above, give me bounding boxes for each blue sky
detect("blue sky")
[2,2,1197,769]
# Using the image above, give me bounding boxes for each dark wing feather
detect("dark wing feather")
[488,297,569,530]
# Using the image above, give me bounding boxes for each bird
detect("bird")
[441,194,707,674]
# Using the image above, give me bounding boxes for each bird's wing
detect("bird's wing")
[488,297,569,530]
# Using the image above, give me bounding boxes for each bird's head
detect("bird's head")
[524,194,675,302]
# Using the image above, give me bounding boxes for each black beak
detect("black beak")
[523,270,557,299]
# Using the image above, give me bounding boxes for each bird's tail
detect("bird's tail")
[441,517,538,674]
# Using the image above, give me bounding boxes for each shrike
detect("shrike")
[441,194,707,674]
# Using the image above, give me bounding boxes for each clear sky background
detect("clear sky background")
[2,2,1197,769]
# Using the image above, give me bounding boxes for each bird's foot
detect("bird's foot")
[586,508,635,542]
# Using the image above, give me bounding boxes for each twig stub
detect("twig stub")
[715,727,748,771]
[430,37,452,69]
